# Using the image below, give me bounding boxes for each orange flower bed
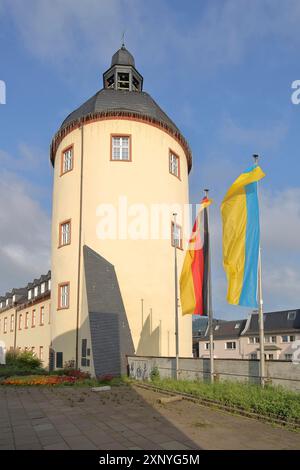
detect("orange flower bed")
[2,375,77,386]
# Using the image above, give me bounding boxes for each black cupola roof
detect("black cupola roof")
[111,45,135,67]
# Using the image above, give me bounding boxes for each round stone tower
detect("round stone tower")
[50,46,193,375]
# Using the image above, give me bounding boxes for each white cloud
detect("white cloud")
[4,0,300,72]
[0,143,45,172]
[3,0,123,67]
[263,266,300,310]
[220,116,288,151]
[0,169,50,294]
[261,187,300,251]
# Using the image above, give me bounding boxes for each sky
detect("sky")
[0,0,299,320]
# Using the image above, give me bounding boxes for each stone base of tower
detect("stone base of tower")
[49,244,192,376]
[82,245,134,377]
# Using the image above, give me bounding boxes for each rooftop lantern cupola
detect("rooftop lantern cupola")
[103,44,143,92]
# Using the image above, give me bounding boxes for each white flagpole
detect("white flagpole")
[253,154,265,387]
[173,213,179,380]
[204,189,214,383]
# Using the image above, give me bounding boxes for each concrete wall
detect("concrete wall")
[128,355,300,392]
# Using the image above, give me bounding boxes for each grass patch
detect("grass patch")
[147,378,300,423]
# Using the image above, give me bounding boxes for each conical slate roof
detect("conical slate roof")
[60,88,180,133]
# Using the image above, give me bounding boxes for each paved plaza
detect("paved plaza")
[0,384,299,450]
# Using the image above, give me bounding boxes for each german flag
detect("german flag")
[180,197,212,316]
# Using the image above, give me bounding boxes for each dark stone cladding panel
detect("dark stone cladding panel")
[83,245,135,377]
[89,312,121,377]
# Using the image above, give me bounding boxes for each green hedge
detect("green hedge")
[5,349,42,369]
[0,366,46,378]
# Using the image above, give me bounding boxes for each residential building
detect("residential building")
[0,272,51,366]
[242,309,300,360]
[199,319,247,359]
[198,309,300,361]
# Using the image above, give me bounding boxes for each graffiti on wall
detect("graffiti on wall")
[129,359,151,380]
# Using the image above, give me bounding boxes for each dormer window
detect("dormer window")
[34,286,39,297]
[12,295,16,303]
[28,289,32,300]
[48,279,51,291]
[235,323,240,329]
[6,299,9,306]
[288,311,296,320]
[41,282,46,294]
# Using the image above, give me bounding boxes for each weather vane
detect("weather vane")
[121,31,126,47]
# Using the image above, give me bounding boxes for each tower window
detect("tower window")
[106,74,115,89]
[61,146,73,175]
[59,220,71,247]
[117,72,130,90]
[111,135,131,161]
[169,151,180,178]
[132,76,140,91]
[171,221,183,249]
[58,283,70,309]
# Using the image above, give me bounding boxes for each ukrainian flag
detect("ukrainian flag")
[221,165,265,307]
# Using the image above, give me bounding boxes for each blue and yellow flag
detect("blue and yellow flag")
[221,165,265,307]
